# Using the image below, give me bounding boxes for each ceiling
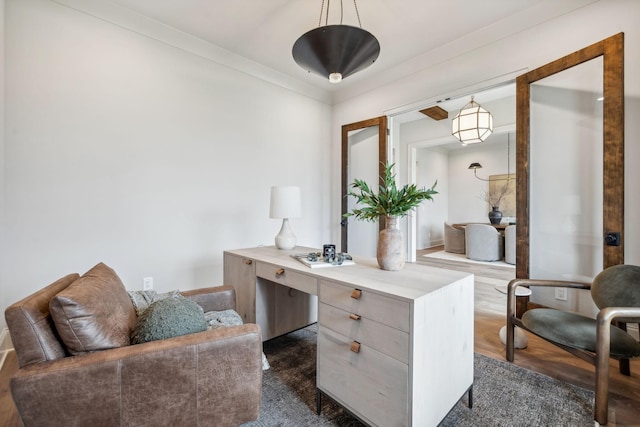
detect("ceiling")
[99,0,597,99]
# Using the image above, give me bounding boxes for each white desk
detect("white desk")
[223,246,474,427]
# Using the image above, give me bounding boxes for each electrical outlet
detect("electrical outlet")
[143,277,153,291]
[555,287,568,301]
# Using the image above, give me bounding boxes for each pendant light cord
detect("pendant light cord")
[318,0,361,27]
[353,0,362,27]
[319,0,325,26]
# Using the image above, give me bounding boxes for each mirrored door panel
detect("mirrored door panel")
[346,126,380,257]
[341,116,387,255]
[529,57,603,311]
[516,33,624,314]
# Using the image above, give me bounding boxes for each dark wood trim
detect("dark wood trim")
[515,33,624,279]
[602,33,625,268]
[341,116,388,253]
[515,74,530,280]
[419,106,449,121]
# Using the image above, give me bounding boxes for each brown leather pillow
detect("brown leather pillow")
[50,262,137,355]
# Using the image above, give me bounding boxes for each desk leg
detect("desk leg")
[316,389,322,415]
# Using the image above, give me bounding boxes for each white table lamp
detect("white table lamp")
[270,186,302,250]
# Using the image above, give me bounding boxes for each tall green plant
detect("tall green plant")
[344,162,438,222]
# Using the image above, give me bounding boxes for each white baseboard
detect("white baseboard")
[421,239,443,249]
[0,328,14,370]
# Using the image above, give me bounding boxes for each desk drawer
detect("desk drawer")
[319,303,408,364]
[256,262,318,295]
[318,326,408,427]
[319,280,409,332]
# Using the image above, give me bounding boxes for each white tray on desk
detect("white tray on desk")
[290,253,355,268]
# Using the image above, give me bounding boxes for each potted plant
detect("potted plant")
[344,162,437,270]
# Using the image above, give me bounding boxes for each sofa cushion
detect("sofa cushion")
[5,273,80,368]
[204,308,243,329]
[127,289,181,316]
[50,262,137,355]
[131,297,208,344]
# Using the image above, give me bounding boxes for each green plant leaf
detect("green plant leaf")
[344,162,438,222]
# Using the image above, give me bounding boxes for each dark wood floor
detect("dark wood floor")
[1,249,638,426]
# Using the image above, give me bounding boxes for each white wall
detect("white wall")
[0,0,6,324]
[331,0,640,269]
[415,149,447,248]
[448,140,515,222]
[0,0,332,328]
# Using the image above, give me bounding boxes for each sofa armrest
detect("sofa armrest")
[181,285,236,312]
[11,324,261,427]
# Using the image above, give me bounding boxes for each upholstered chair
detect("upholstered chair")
[5,263,263,427]
[506,265,640,425]
[504,225,516,264]
[465,224,503,261]
[444,222,465,254]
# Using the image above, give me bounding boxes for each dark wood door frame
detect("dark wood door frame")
[515,33,624,279]
[341,116,388,253]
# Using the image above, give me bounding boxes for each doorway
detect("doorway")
[392,82,517,262]
[516,33,624,313]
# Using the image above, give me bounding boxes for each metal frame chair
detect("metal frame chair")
[506,265,640,425]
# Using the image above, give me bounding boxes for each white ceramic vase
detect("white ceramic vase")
[377,216,405,271]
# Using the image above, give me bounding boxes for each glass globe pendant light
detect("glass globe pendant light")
[452,96,494,145]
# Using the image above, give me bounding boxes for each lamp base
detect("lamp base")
[275,218,296,250]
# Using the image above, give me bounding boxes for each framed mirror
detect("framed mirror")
[341,116,388,254]
[516,33,624,280]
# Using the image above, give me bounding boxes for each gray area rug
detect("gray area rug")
[243,324,594,427]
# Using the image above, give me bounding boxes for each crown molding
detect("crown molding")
[50,0,333,104]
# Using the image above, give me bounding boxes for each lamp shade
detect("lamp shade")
[270,186,302,219]
[292,25,380,83]
[452,98,493,145]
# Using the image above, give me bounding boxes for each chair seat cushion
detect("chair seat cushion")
[522,308,640,359]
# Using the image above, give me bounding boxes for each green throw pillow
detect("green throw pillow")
[131,297,207,344]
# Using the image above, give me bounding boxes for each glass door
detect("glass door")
[341,117,388,256]
[516,33,624,314]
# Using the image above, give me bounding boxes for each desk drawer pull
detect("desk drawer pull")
[275,268,285,276]
[350,341,361,353]
[244,259,253,265]
[349,313,361,321]
[351,289,362,300]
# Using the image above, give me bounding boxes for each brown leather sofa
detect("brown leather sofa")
[5,262,262,427]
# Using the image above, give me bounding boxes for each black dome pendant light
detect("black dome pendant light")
[292,0,380,84]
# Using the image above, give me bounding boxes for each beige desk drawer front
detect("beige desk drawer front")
[319,303,408,364]
[317,326,408,427]
[319,280,409,332]
[256,262,317,295]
